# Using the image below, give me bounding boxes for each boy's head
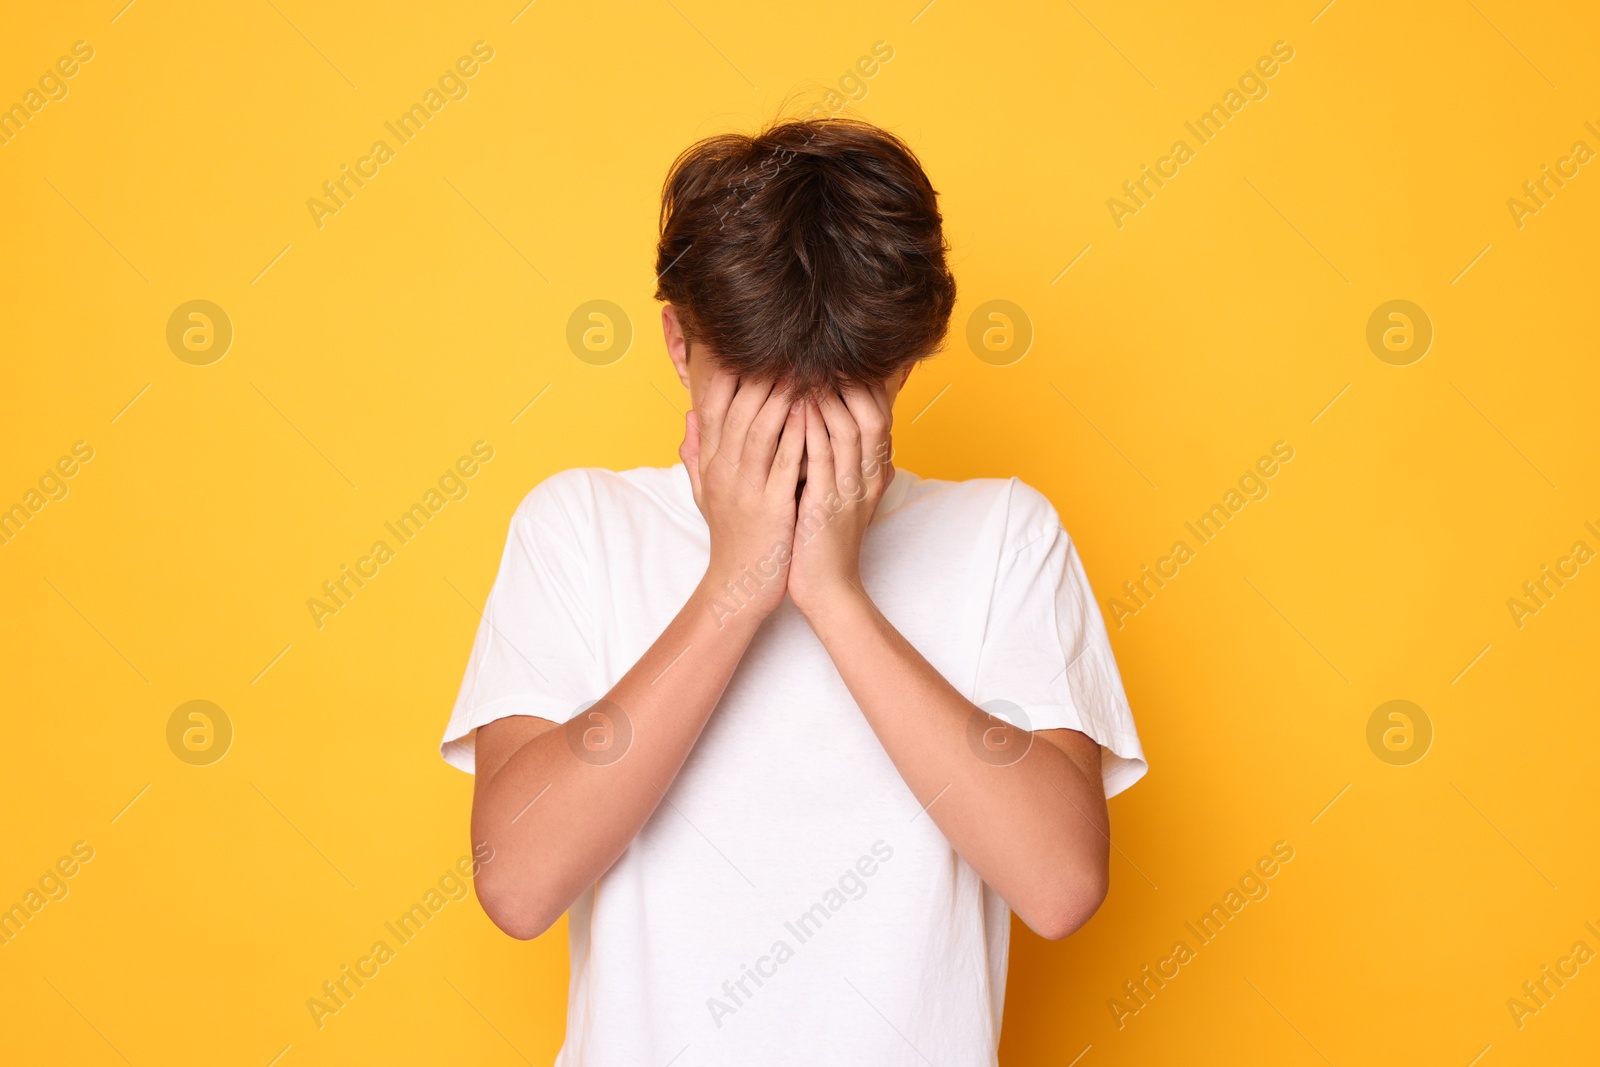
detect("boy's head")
[656,117,956,407]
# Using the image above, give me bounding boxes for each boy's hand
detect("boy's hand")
[787,382,894,620]
[681,367,805,621]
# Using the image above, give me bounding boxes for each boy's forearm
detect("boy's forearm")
[802,588,1112,939]
[471,572,767,939]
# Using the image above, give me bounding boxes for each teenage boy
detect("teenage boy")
[441,117,1146,1066]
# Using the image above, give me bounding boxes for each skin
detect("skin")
[469,305,1111,941]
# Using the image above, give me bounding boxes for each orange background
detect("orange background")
[1,1,1597,1064]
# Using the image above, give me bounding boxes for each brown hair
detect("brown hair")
[654,117,956,395]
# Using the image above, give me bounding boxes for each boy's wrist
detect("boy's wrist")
[692,567,781,634]
[794,582,875,640]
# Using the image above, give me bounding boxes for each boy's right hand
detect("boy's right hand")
[680,367,805,621]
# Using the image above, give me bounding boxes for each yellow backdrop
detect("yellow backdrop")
[2,1,1596,1063]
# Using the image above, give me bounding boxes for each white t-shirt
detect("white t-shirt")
[441,463,1146,1066]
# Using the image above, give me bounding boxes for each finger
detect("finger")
[815,390,863,501]
[767,401,805,498]
[869,378,893,430]
[802,400,836,500]
[697,366,738,458]
[866,378,894,433]
[721,376,774,466]
[839,384,890,486]
[743,385,794,482]
[679,409,704,502]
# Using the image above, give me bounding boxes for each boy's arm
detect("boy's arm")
[471,581,770,939]
[788,391,1111,941]
[470,372,803,939]
[800,589,1109,941]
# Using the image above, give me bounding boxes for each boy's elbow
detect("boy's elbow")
[1025,865,1110,941]
[486,906,549,942]
[476,878,559,941]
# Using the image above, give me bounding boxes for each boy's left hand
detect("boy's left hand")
[787,382,894,620]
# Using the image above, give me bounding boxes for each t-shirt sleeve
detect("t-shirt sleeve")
[439,471,602,774]
[971,479,1148,798]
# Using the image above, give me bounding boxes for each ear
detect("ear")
[662,305,691,389]
[883,362,915,410]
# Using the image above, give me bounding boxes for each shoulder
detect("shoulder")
[510,467,593,529]
[1000,478,1067,538]
[511,464,689,529]
[900,472,1064,538]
